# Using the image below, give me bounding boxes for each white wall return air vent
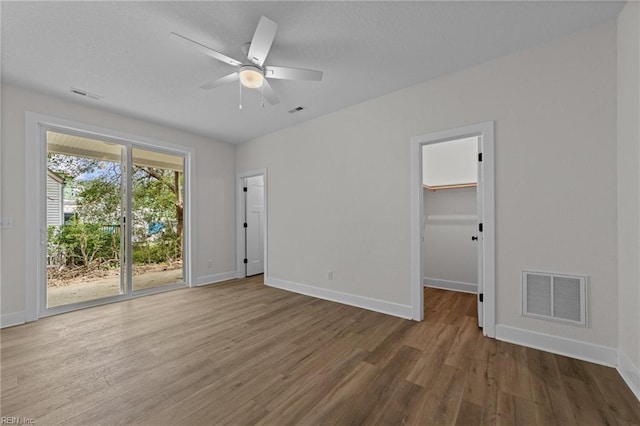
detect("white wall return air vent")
[522,270,587,326]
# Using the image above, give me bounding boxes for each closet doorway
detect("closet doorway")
[422,136,482,325]
[410,122,495,337]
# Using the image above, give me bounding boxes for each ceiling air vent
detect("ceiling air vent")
[288,105,305,114]
[522,270,587,326]
[70,87,103,101]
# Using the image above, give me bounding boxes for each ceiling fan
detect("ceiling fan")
[170,16,323,107]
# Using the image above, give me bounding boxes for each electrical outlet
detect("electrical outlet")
[207,260,213,269]
[328,271,334,280]
[0,217,14,229]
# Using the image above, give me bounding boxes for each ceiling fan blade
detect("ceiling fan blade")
[200,72,239,90]
[264,66,323,81]
[262,80,280,105]
[247,16,278,66]
[169,32,242,67]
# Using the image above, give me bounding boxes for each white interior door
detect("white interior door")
[245,175,264,276]
[476,139,484,328]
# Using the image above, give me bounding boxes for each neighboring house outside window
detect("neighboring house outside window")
[46,169,65,227]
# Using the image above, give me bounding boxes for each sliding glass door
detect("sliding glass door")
[45,130,186,311]
[131,147,185,292]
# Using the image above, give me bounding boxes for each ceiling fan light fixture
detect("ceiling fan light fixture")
[239,65,264,89]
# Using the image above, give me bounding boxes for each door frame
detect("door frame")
[25,112,195,321]
[236,169,268,279]
[410,121,495,337]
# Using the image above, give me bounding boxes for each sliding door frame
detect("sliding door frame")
[25,112,195,320]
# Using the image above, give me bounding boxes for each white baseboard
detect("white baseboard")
[1,311,26,329]
[618,350,640,401]
[195,271,238,286]
[495,325,617,367]
[424,278,477,294]
[265,277,413,319]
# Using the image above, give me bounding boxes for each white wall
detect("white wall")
[617,0,640,396]
[1,84,237,322]
[424,187,477,288]
[236,22,618,347]
[422,137,478,187]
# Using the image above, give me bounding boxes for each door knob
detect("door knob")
[471,236,478,241]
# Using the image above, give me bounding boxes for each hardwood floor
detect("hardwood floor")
[1,276,639,425]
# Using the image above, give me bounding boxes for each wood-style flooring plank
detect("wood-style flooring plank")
[456,400,484,426]
[526,347,578,426]
[1,277,638,425]
[584,362,640,425]
[498,342,533,400]
[496,391,537,426]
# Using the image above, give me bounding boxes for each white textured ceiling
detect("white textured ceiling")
[1,1,624,144]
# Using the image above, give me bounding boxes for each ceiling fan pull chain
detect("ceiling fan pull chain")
[261,83,265,108]
[239,79,243,110]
